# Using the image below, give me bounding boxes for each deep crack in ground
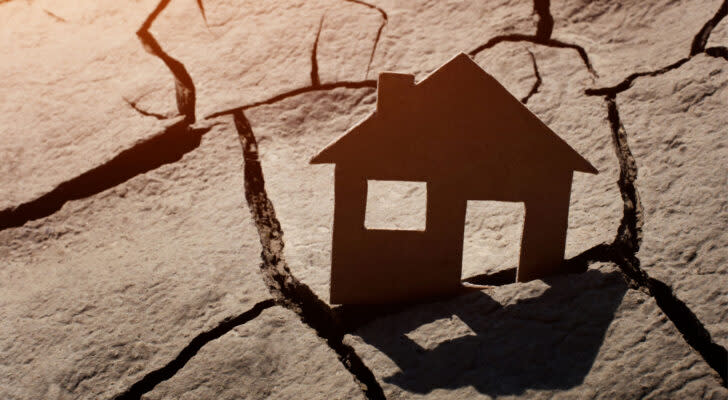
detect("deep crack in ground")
[111,299,276,400]
[603,96,727,385]
[136,0,199,124]
[233,110,387,400]
[1,0,727,395]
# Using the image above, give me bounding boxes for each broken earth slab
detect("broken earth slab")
[151,0,535,120]
[0,122,269,400]
[141,306,364,400]
[344,263,728,399]
[243,88,377,304]
[617,54,728,348]
[149,0,322,119]
[550,0,724,87]
[314,1,388,82]
[365,0,533,79]
[706,16,728,48]
[0,0,179,210]
[471,43,541,104]
[524,45,622,261]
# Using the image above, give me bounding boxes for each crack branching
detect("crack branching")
[344,0,388,78]
[0,82,375,231]
[520,50,542,104]
[137,0,197,124]
[585,57,691,96]
[690,0,728,56]
[111,299,276,400]
[469,34,597,77]
[233,110,386,400]
[588,1,728,98]
[123,97,168,120]
[603,96,727,385]
[0,120,210,231]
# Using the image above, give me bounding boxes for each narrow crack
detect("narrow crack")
[603,96,727,385]
[605,97,643,256]
[233,110,386,400]
[469,34,597,77]
[588,1,728,98]
[137,0,197,124]
[0,120,210,231]
[585,46,728,97]
[311,15,325,87]
[520,50,542,104]
[195,0,207,26]
[690,0,728,55]
[205,80,376,119]
[343,0,388,78]
[111,299,276,400]
[43,9,67,23]
[123,97,168,120]
[585,57,691,96]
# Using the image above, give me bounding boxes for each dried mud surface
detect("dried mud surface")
[1,1,727,399]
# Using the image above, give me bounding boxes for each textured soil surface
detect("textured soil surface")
[1,0,727,399]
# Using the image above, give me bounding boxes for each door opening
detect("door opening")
[461,200,525,285]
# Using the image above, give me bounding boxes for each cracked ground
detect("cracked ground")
[1,0,727,399]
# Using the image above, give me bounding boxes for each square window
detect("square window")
[364,180,427,231]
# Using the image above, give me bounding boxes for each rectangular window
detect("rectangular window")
[364,180,427,231]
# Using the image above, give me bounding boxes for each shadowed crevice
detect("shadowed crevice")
[233,110,386,400]
[533,0,553,42]
[469,34,597,77]
[691,0,728,55]
[344,0,388,77]
[0,120,210,231]
[111,299,276,400]
[520,50,542,104]
[587,3,728,98]
[706,46,728,60]
[137,0,197,124]
[603,96,727,386]
[1,82,375,231]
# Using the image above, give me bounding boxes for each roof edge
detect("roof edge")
[310,113,376,164]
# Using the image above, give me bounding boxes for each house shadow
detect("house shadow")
[351,268,628,396]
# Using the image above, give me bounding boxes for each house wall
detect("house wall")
[330,166,466,304]
[330,164,575,303]
[516,172,573,282]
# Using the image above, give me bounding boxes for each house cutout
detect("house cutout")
[311,53,598,304]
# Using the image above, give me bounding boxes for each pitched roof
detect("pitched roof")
[311,53,597,175]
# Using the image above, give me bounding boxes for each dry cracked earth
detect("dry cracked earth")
[1,0,727,399]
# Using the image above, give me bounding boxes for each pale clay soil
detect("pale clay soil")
[0,0,727,399]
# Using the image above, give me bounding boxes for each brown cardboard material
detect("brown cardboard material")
[312,53,598,304]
